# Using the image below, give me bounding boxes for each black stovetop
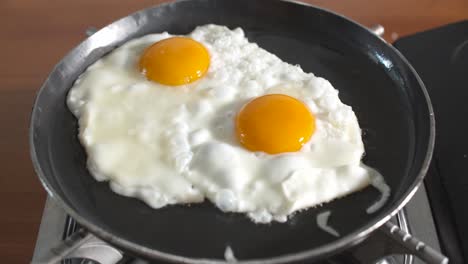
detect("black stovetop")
[394,20,468,264]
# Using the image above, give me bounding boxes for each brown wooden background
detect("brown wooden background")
[1,0,467,263]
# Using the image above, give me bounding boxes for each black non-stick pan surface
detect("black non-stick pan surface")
[30,0,434,263]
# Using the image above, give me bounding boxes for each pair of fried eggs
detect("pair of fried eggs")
[68,25,386,223]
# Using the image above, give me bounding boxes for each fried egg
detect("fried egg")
[67,25,388,223]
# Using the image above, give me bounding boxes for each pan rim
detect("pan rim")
[29,0,436,263]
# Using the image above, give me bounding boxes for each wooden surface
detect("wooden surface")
[0,0,467,263]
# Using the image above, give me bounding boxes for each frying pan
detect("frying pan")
[30,0,445,263]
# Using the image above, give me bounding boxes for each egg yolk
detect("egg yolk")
[138,37,210,86]
[236,94,315,154]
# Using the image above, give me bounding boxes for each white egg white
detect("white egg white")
[68,25,386,223]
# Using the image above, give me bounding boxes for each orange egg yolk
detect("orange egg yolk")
[138,37,210,86]
[236,94,316,154]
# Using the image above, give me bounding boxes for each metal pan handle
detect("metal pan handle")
[33,228,123,264]
[380,221,448,264]
[350,221,448,264]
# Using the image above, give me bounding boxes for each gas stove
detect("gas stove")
[31,184,439,264]
[31,20,468,264]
